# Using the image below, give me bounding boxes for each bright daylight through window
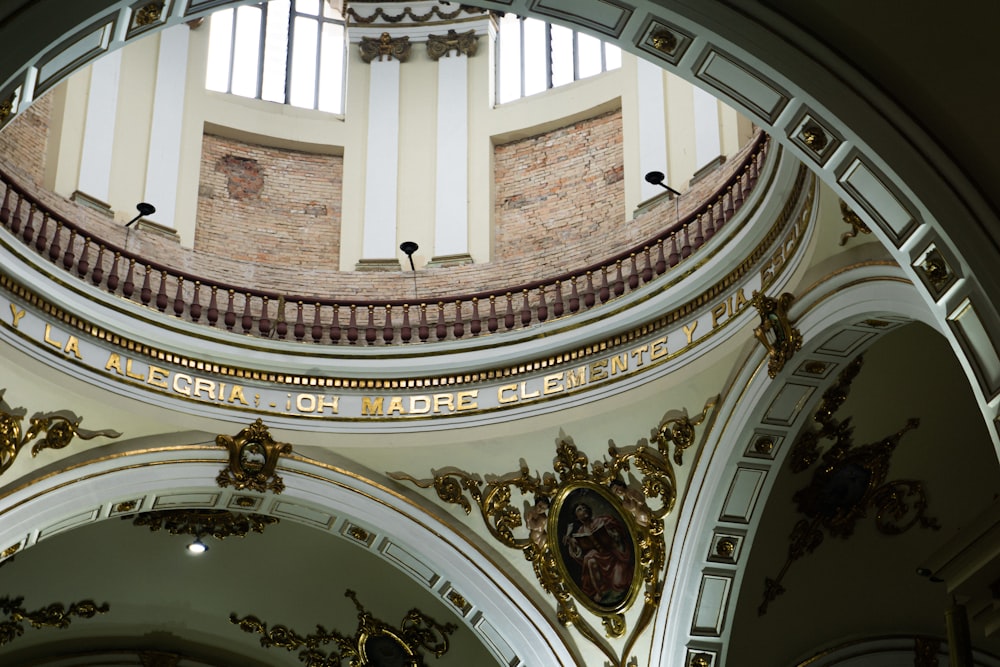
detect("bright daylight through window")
[205,0,346,114]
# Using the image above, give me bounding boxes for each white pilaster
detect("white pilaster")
[143,25,190,228]
[693,86,722,168]
[433,54,468,259]
[636,58,668,202]
[361,58,401,259]
[77,48,122,203]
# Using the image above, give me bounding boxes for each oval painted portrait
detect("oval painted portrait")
[547,482,641,615]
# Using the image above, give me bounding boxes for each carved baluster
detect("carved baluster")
[224,289,236,330]
[383,305,394,344]
[275,298,288,340]
[568,276,580,312]
[435,302,447,340]
[311,303,323,342]
[34,210,48,252]
[21,204,35,244]
[330,304,342,344]
[612,260,625,296]
[347,304,358,344]
[294,301,305,341]
[583,271,596,308]
[90,245,105,286]
[0,185,10,224]
[470,298,481,336]
[487,295,498,333]
[503,292,515,330]
[654,239,667,275]
[241,293,253,333]
[452,300,465,339]
[418,303,429,342]
[627,253,639,289]
[598,266,610,303]
[704,205,716,240]
[207,287,220,327]
[63,229,77,270]
[123,258,136,298]
[258,297,271,337]
[400,304,412,343]
[680,225,691,259]
[106,251,121,292]
[536,286,548,322]
[667,235,679,267]
[694,214,705,248]
[77,237,91,278]
[10,196,23,234]
[724,186,734,220]
[733,175,744,208]
[190,281,203,321]
[155,271,169,311]
[46,216,64,261]
[520,289,531,327]
[364,304,376,344]
[173,277,186,316]
[641,246,653,283]
[553,280,564,317]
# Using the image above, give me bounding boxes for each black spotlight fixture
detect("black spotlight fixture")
[644,171,682,197]
[400,241,418,271]
[124,202,156,228]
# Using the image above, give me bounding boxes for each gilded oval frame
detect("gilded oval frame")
[547,480,642,616]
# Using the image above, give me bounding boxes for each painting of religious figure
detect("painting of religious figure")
[549,482,641,615]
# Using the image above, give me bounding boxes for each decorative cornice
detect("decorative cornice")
[346,3,484,26]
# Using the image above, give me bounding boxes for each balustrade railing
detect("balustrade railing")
[0,133,768,345]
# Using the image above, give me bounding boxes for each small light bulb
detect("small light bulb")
[187,538,208,554]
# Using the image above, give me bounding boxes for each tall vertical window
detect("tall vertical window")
[205,0,346,114]
[495,14,621,104]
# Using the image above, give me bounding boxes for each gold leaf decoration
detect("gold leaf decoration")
[215,419,291,494]
[0,596,109,647]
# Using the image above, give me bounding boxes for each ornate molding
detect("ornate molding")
[0,389,121,477]
[838,199,872,246]
[215,419,292,494]
[0,596,109,647]
[751,291,802,378]
[231,589,456,665]
[760,356,939,614]
[359,32,411,63]
[392,404,714,666]
[427,29,478,60]
[346,4,483,25]
[123,509,278,541]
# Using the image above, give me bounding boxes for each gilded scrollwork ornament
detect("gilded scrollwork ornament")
[760,355,939,615]
[231,589,456,666]
[427,29,478,60]
[839,199,872,246]
[0,389,121,477]
[0,596,109,647]
[392,406,712,667]
[751,291,803,378]
[215,419,291,494]
[123,509,278,542]
[359,32,411,63]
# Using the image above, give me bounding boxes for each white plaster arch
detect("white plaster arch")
[0,440,577,667]
[654,266,937,665]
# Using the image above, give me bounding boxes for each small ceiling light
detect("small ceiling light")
[186,537,208,555]
[125,202,156,228]
[399,241,418,272]
[644,171,682,197]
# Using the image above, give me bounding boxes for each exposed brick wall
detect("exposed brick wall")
[0,93,51,186]
[494,110,626,273]
[195,134,342,270]
[0,99,761,304]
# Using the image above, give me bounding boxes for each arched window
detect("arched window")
[205,0,346,114]
[495,14,621,104]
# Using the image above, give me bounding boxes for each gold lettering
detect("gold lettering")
[387,396,406,415]
[565,366,587,389]
[218,382,227,400]
[735,288,748,312]
[361,396,384,416]
[316,395,338,414]
[590,360,608,382]
[433,393,455,413]
[9,304,25,328]
[760,262,773,286]
[285,395,292,411]
[62,335,82,359]
[44,323,62,349]
[711,302,728,328]
[498,384,518,404]
[630,344,649,368]
[519,381,540,399]
[650,336,668,360]
[193,378,216,399]
[543,373,564,395]
[125,358,145,380]
[409,396,431,414]
[229,385,249,405]
[105,353,123,375]
[610,353,628,375]
[683,321,699,344]
[456,390,478,411]
[296,394,317,413]
[147,365,170,388]
[172,374,192,396]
